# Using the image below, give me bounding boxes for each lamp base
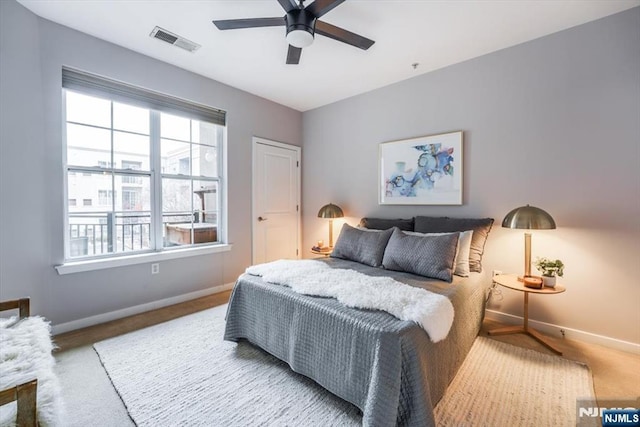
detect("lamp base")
[328,219,334,248]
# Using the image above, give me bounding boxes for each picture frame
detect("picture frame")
[379,131,463,205]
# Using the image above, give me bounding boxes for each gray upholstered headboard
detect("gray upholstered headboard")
[358,217,414,231]
[357,216,494,273]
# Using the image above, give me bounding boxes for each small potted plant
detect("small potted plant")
[534,257,564,288]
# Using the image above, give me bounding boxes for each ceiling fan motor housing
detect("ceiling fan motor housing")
[285,9,316,48]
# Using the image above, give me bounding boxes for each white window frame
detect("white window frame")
[56,68,230,275]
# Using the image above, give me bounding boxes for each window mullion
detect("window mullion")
[218,126,226,244]
[62,89,71,260]
[110,101,116,253]
[150,111,163,250]
[190,123,194,244]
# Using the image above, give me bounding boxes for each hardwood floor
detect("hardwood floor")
[54,291,640,403]
[53,291,231,351]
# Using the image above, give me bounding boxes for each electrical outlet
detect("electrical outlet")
[492,270,502,277]
[151,263,159,275]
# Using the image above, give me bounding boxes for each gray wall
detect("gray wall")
[1,0,638,346]
[0,0,302,326]
[302,8,640,345]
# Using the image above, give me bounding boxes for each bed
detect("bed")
[224,216,494,426]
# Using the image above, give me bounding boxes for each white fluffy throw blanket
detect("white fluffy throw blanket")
[0,316,64,426]
[246,260,454,342]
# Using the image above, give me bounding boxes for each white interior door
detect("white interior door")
[252,138,300,264]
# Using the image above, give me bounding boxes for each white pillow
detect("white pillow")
[454,230,473,277]
[404,230,473,277]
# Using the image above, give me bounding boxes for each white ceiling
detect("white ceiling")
[17,0,640,112]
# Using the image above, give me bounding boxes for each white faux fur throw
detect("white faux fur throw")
[246,259,455,342]
[0,316,64,427]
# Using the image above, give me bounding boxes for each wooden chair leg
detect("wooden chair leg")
[0,379,38,427]
[16,380,38,427]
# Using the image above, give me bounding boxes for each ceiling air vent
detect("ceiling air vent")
[150,26,201,53]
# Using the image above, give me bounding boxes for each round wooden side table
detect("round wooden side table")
[488,274,566,355]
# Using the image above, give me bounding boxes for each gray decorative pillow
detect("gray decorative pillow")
[405,230,473,277]
[414,216,494,273]
[382,228,459,282]
[358,217,414,231]
[331,223,393,267]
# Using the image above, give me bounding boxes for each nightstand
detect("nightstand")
[488,274,566,355]
[311,248,332,257]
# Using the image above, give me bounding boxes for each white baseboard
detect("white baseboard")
[485,309,640,355]
[52,282,235,335]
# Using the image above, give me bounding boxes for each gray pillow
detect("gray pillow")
[414,216,494,273]
[331,223,393,267]
[358,217,414,231]
[382,228,459,282]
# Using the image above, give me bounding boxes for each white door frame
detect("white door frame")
[251,136,301,265]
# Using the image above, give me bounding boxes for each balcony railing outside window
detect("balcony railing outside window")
[68,212,218,258]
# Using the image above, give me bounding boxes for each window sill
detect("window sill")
[55,244,232,275]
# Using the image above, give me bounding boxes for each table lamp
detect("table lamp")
[502,204,556,280]
[317,203,344,248]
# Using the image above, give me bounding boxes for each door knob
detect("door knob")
[258,216,268,222]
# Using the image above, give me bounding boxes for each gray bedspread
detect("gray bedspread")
[224,258,490,426]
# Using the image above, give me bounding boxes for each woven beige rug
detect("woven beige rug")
[94,305,595,426]
[434,336,596,426]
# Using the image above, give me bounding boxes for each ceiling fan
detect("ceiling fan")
[212,0,375,65]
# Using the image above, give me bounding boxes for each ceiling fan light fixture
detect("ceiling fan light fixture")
[285,9,316,48]
[286,29,314,48]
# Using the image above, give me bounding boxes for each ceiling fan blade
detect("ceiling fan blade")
[306,0,345,18]
[213,17,285,30]
[278,0,299,13]
[286,45,302,64]
[315,21,375,50]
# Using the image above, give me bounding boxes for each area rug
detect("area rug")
[93,305,595,426]
[433,336,597,427]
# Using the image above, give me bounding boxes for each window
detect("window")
[121,161,142,184]
[121,188,140,210]
[98,190,115,205]
[98,161,114,168]
[178,158,190,175]
[63,68,226,261]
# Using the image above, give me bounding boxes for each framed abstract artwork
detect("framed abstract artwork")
[379,131,463,205]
